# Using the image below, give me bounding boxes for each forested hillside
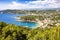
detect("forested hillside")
[0,22,60,40]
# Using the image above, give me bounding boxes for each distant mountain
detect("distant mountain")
[0,8,60,14]
[34,8,60,10]
[0,8,60,11]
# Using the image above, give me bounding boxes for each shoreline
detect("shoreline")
[14,16,44,28]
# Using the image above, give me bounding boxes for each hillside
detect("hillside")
[0,22,60,40]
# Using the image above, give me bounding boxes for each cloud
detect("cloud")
[0,0,60,10]
[55,0,60,3]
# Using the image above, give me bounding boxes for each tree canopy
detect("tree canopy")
[0,22,60,40]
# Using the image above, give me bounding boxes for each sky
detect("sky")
[0,0,60,10]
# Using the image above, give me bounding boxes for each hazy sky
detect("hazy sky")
[0,0,60,10]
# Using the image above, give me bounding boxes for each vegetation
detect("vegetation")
[0,9,60,40]
[20,15,44,21]
[0,9,60,14]
[4,10,60,21]
[15,10,60,27]
[0,22,60,40]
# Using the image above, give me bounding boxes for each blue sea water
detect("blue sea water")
[0,13,37,28]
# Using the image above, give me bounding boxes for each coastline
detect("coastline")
[14,16,44,28]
